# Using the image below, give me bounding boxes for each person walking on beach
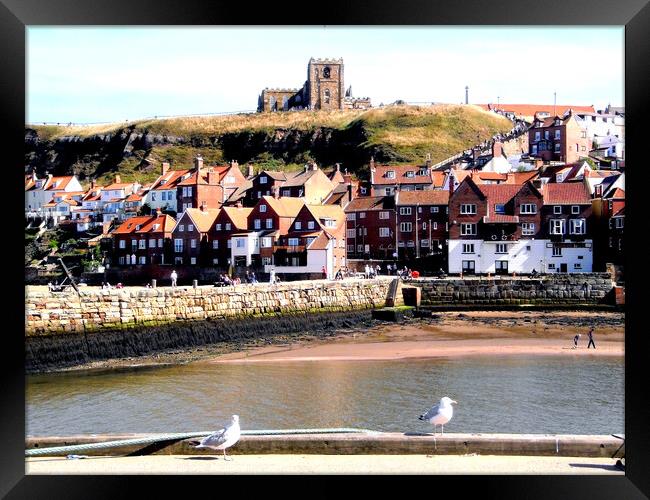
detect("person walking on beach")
[170,270,178,288]
[587,328,596,349]
[573,333,581,349]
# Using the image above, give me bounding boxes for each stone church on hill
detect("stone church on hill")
[257,57,371,112]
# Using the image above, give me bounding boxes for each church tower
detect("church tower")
[306,57,344,110]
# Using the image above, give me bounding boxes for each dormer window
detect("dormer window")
[386,171,395,179]
[555,119,561,126]
[406,171,415,178]
[153,224,160,231]
[160,179,166,185]
[494,204,505,214]
[323,219,335,228]
[260,205,267,213]
[135,225,141,230]
[260,176,268,184]
[419,169,429,176]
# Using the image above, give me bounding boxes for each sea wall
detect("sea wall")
[25,279,392,336]
[414,273,615,306]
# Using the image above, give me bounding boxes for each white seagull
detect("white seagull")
[192,415,241,460]
[419,396,457,435]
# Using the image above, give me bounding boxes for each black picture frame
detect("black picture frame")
[4,0,649,496]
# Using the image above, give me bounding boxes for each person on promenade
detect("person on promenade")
[269,268,276,284]
[364,264,370,279]
[573,333,581,349]
[587,328,596,349]
[171,270,178,288]
[387,263,392,275]
[321,266,327,280]
[376,264,381,277]
[335,268,343,280]
[250,272,257,284]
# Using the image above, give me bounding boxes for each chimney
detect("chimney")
[335,163,340,172]
[161,162,170,176]
[311,162,318,171]
[32,171,38,181]
[492,141,503,158]
[230,160,239,170]
[369,156,375,170]
[194,155,204,172]
[247,164,254,178]
[506,172,514,184]
[200,201,207,212]
[115,174,121,184]
[155,207,162,216]
[272,186,280,199]
[207,168,219,185]
[425,153,432,169]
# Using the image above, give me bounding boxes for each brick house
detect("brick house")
[112,212,176,266]
[528,110,591,164]
[244,170,290,207]
[539,183,594,273]
[273,204,346,278]
[205,206,254,269]
[370,159,438,196]
[344,196,396,260]
[591,176,625,269]
[395,190,450,260]
[277,162,336,205]
[170,206,220,266]
[448,177,545,274]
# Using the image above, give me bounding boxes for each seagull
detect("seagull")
[191,415,241,460]
[419,396,457,435]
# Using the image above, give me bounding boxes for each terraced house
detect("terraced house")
[112,212,176,266]
[395,190,449,261]
[345,196,396,260]
[171,205,220,266]
[208,205,253,268]
[369,158,444,196]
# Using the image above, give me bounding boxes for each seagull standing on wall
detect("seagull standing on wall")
[191,415,241,461]
[419,397,457,435]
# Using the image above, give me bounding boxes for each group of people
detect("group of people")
[101,282,123,289]
[573,328,597,349]
[364,264,382,279]
[215,271,259,286]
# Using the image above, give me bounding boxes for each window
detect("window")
[462,260,475,273]
[151,192,156,201]
[574,263,582,270]
[260,204,267,213]
[496,243,508,254]
[460,204,477,215]
[379,211,390,219]
[227,239,232,248]
[358,227,367,236]
[260,176,267,184]
[188,224,194,232]
[386,171,396,179]
[532,145,538,155]
[261,237,272,248]
[149,238,156,248]
[460,223,477,236]
[215,223,222,231]
[400,207,412,215]
[119,257,125,265]
[522,223,535,235]
[324,219,335,228]
[174,239,183,252]
[131,239,137,249]
[544,130,550,140]
[553,206,562,214]
[139,256,146,265]
[347,213,356,221]
[495,260,508,272]
[190,257,197,265]
[347,229,355,238]
[357,244,363,252]
[431,206,439,213]
[422,222,427,230]
[213,240,219,249]
[534,132,541,141]
[385,188,392,195]
[520,204,537,214]
[119,240,125,249]
[406,171,415,178]
[615,217,624,228]
[379,227,390,237]
[462,243,474,254]
[191,239,197,248]
[433,222,438,230]
[282,190,291,197]
[236,238,245,248]
[554,130,561,140]
[138,239,146,249]
[225,223,232,231]
[571,206,580,214]
[307,237,316,247]
[161,192,166,201]
[307,221,315,229]
[178,224,185,232]
[552,246,562,257]
[348,245,355,253]
[254,219,261,229]
[549,219,565,235]
[295,221,302,230]
[494,204,505,214]
[554,143,561,153]
[266,218,273,229]
[359,212,366,219]
[288,238,299,246]
[400,222,412,232]
[570,219,586,234]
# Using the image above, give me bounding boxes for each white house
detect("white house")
[25,174,83,215]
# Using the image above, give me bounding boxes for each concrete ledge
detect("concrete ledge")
[26,433,624,458]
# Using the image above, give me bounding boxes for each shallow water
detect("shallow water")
[26,354,623,436]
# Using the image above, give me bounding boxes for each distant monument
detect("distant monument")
[257,58,372,112]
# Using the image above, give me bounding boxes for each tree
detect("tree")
[138,203,152,216]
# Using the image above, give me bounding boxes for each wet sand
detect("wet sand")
[52,310,624,373]
[206,311,624,364]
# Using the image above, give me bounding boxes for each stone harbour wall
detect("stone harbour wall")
[25,279,393,336]
[415,273,615,306]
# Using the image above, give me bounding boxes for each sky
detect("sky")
[27,26,624,124]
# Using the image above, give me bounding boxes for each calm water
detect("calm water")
[26,355,624,436]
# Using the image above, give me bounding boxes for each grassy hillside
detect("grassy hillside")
[28,104,512,187]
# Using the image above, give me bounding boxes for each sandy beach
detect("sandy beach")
[49,310,623,373]
[204,310,624,364]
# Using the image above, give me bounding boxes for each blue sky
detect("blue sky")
[27,26,624,124]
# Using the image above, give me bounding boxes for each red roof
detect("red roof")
[44,176,75,191]
[345,196,393,212]
[396,190,449,206]
[483,215,520,224]
[372,165,434,185]
[150,169,192,191]
[542,183,591,205]
[113,214,175,234]
[477,184,522,204]
[177,166,230,186]
[479,103,596,118]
